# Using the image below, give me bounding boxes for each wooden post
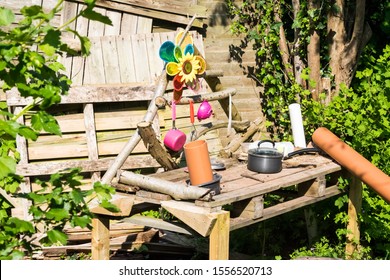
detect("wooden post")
[91,216,110,260]
[346,175,362,259]
[209,210,230,260]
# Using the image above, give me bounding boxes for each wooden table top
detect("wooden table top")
[150,154,342,209]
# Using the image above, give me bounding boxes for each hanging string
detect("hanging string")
[227,92,232,135]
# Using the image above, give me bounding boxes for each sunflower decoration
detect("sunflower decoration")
[159,30,206,102]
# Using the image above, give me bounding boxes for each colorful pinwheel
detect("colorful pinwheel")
[159,30,206,101]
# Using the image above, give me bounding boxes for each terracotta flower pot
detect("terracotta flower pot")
[184,139,213,186]
[312,127,390,203]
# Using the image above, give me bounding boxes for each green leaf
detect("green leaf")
[6,217,35,234]
[18,126,38,141]
[39,29,61,56]
[72,215,91,228]
[31,111,62,136]
[20,5,42,17]
[66,30,92,56]
[0,7,15,26]
[81,7,112,26]
[0,156,16,179]
[46,208,70,221]
[46,229,68,245]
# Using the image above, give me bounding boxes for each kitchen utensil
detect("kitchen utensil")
[247,140,283,173]
[197,100,212,121]
[189,100,196,140]
[164,102,186,151]
[186,173,222,195]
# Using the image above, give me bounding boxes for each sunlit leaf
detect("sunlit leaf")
[0,7,15,26]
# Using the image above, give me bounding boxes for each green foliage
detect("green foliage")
[227,0,390,259]
[0,0,116,259]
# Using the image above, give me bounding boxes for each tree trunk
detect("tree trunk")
[292,0,306,93]
[307,0,322,100]
[328,0,370,93]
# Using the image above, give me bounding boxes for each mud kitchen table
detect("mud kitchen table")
[92,154,354,260]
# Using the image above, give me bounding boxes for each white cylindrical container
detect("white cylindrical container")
[288,103,307,148]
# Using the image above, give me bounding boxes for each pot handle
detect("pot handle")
[258,139,275,148]
[284,147,322,159]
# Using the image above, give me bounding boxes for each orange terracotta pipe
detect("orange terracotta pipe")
[312,127,390,203]
[184,139,213,186]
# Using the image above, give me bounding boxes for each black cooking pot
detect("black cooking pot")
[247,140,283,173]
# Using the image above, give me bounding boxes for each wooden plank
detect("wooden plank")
[59,1,78,78]
[84,7,105,84]
[108,0,207,18]
[145,33,164,82]
[71,3,89,85]
[26,131,151,160]
[230,185,342,231]
[161,200,218,237]
[55,110,163,133]
[16,155,160,176]
[116,35,137,83]
[14,107,32,220]
[136,16,153,34]
[231,196,264,219]
[209,211,230,260]
[70,0,206,28]
[100,36,121,83]
[6,84,155,106]
[104,10,122,35]
[83,104,100,182]
[196,162,343,208]
[84,37,105,84]
[132,34,151,83]
[121,13,138,35]
[298,176,326,197]
[124,215,193,235]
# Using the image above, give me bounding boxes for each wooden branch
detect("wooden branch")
[138,121,178,170]
[119,170,210,200]
[164,87,237,105]
[6,83,155,106]
[100,74,168,184]
[222,118,263,157]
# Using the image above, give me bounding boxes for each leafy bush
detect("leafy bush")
[0,0,117,259]
[227,0,390,259]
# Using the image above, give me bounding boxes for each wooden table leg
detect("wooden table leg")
[209,210,230,260]
[346,175,362,259]
[91,215,110,260]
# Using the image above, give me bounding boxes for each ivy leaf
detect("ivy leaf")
[0,155,16,179]
[46,229,68,245]
[0,7,15,26]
